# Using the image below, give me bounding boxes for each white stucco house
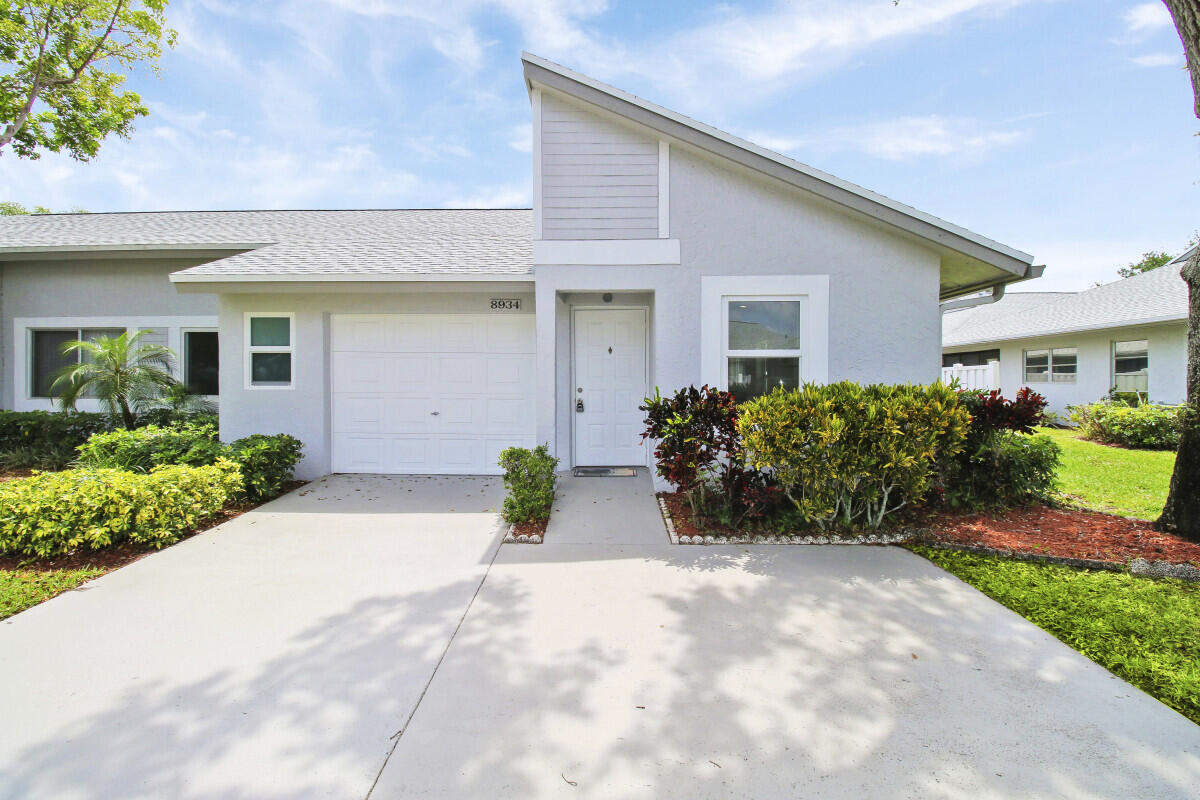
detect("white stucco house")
[0,54,1040,479]
[942,250,1191,416]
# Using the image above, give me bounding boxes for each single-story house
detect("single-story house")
[942,249,1192,415]
[0,53,1039,480]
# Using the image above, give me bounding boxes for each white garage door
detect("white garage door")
[331,314,535,474]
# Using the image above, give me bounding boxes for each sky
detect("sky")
[0,0,1196,291]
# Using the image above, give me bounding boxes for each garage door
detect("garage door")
[331,314,535,474]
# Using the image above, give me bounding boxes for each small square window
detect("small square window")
[727,356,800,403]
[728,301,803,350]
[1024,350,1049,382]
[251,352,291,385]
[246,314,294,389]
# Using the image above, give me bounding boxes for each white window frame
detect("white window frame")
[1112,339,1149,394]
[1023,346,1077,384]
[12,315,218,412]
[700,275,830,390]
[722,295,806,400]
[181,327,220,398]
[244,312,295,390]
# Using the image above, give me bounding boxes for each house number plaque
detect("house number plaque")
[489,298,521,311]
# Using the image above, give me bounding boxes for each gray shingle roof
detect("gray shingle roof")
[943,254,1190,349]
[0,209,534,278]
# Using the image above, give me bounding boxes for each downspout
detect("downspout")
[940,263,1045,313]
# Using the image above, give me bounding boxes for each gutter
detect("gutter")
[940,282,1006,313]
[940,263,1045,305]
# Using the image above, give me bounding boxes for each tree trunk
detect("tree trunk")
[119,398,136,431]
[1156,1,1200,541]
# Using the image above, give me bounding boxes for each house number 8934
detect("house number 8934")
[489,298,521,311]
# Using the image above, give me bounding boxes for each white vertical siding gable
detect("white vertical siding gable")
[539,91,660,240]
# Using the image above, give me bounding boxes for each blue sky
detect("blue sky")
[0,0,1195,290]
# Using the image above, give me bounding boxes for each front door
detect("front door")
[572,308,648,466]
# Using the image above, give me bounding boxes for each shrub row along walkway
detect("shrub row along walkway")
[2,474,1197,799]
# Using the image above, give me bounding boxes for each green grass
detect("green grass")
[0,567,106,620]
[914,546,1200,725]
[1038,426,1175,520]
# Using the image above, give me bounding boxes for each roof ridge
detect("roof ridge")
[11,208,534,217]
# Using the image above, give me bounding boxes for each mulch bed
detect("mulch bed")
[917,505,1200,568]
[509,519,549,540]
[0,480,308,573]
[659,492,723,539]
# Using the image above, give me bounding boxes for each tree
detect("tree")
[1157,0,1200,541]
[0,200,50,213]
[50,329,177,429]
[0,1,175,161]
[1118,250,1173,278]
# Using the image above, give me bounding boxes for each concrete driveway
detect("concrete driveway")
[2,473,1198,799]
[0,474,508,800]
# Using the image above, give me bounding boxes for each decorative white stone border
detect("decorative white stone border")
[657,496,679,544]
[502,523,544,545]
[659,495,915,546]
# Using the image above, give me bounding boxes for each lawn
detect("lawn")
[1,567,106,620]
[914,546,1200,725]
[1038,426,1175,520]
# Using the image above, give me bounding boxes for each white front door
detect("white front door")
[572,308,648,466]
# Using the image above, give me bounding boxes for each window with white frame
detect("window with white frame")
[30,327,125,398]
[724,298,803,402]
[1024,347,1077,383]
[1113,339,1149,393]
[245,314,293,388]
[183,330,220,396]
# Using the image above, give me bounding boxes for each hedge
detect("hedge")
[498,445,558,524]
[738,381,969,529]
[1069,402,1184,450]
[76,424,304,503]
[0,410,220,470]
[0,460,243,558]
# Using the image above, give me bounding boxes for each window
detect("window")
[942,349,999,368]
[1024,347,1076,383]
[724,299,803,402]
[184,330,219,396]
[31,327,125,398]
[1113,339,1149,393]
[246,314,293,388]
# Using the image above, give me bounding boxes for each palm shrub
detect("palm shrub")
[738,381,968,529]
[51,330,178,429]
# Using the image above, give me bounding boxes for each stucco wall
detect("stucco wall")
[218,288,535,480]
[533,144,944,464]
[0,258,218,409]
[946,322,1188,416]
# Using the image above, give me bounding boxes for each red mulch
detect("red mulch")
[660,492,723,538]
[0,480,308,573]
[512,519,549,539]
[920,505,1200,567]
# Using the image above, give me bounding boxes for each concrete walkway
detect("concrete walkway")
[0,474,508,800]
[545,469,668,545]
[3,474,1199,799]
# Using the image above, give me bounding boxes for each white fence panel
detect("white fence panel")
[941,362,997,391]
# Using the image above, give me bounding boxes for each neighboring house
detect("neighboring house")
[942,250,1191,415]
[0,53,1038,480]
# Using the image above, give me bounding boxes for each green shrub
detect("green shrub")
[738,381,968,529]
[0,460,243,558]
[76,423,226,471]
[941,431,1061,508]
[1069,402,1183,450]
[0,411,115,466]
[498,445,559,524]
[229,434,304,502]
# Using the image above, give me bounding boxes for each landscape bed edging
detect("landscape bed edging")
[658,495,913,546]
[502,523,544,545]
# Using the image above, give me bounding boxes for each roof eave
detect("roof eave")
[0,242,269,261]
[944,312,1189,349]
[169,271,535,284]
[521,52,1033,278]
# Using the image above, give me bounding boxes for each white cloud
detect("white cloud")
[751,115,1028,162]
[1123,2,1173,34]
[508,123,532,152]
[1130,51,1180,67]
[443,182,530,207]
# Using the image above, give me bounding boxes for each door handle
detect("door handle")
[576,399,584,413]
[430,411,440,416]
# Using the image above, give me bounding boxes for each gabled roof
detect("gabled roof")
[943,251,1191,349]
[0,209,534,280]
[522,52,1037,299]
